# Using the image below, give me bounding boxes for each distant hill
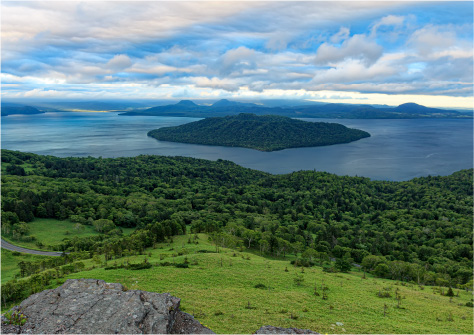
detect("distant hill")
[175,100,199,108]
[31,100,149,111]
[392,103,460,116]
[122,100,470,119]
[211,99,258,108]
[1,104,45,116]
[148,113,370,151]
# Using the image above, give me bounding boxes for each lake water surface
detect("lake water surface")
[1,112,472,181]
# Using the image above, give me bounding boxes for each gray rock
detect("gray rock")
[255,325,319,334]
[1,279,213,334]
[170,311,214,334]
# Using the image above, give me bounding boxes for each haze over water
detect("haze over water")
[1,112,472,181]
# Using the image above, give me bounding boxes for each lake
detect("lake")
[1,112,472,181]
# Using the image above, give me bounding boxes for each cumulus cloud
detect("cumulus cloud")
[371,15,406,36]
[408,25,458,58]
[106,55,132,71]
[330,27,350,44]
[311,58,399,85]
[218,47,258,75]
[314,34,383,66]
[1,1,472,105]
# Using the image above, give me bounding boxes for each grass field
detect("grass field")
[1,249,52,284]
[2,218,135,251]
[56,233,473,334]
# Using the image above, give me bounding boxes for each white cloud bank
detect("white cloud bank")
[1,1,472,108]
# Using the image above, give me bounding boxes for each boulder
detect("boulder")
[1,279,318,334]
[1,279,214,334]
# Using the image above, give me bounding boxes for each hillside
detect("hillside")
[2,235,473,334]
[1,150,472,333]
[1,104,44,116]
[147,113,370,151]
[120,99,471,119]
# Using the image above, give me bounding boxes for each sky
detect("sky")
[1,1,473,108]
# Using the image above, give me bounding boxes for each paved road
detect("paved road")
[1,238,65,257]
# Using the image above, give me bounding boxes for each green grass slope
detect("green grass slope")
[1,218,135,251]
[1,249,53,284]
[59,234,472,334]
[148,113,370,151]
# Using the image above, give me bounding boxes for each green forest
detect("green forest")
[1,149,472,307]
[147,113,370,151]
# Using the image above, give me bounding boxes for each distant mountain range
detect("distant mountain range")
[121,100,472,119]
[2,99,471,119]
[1,103,45,116]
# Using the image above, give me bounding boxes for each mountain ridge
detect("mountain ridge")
[121,100,470,119]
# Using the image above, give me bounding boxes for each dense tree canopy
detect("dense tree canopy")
[2,149,472,286]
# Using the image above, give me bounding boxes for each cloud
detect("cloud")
[191,77,241,92]
[106,55,132,71]
[314,33,383,66]
[408,25,457,58]
[330,27,350,44]
[311,56,401,85]
[217,46,258,76]
[371,15,406,36]
[1,1,472,106]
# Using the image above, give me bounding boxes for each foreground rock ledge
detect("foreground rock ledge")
[2,279,319,334]
[1,279,214,334]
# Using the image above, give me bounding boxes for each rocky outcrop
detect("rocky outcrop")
[1,279,214,334]
[255,326,319,334]
[1,279,319,334]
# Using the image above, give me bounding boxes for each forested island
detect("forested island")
[147,113,370,151]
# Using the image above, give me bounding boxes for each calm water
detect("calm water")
[1,112,472,181]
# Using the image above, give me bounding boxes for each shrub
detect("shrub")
[104,263,125,270]
[374,263,390,278]
[291,259,314,267]
[177,249,189,256]
[254,283,266,289]
[289,313,298,320]
[377,290,392,298]
[175,263,189,268]
[4,309,27,326]
[446,287,455,297]
[323,264,337,273]
[128,262,152,270]
[245,301,256,310]
[294,274,304,286]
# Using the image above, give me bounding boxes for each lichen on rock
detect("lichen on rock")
[1,279,213,334]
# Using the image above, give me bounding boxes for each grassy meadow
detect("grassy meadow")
[1,249,52,284]
[2,218,135,251]
[49,233,474,334]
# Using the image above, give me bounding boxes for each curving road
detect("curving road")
[1,238,65,257]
